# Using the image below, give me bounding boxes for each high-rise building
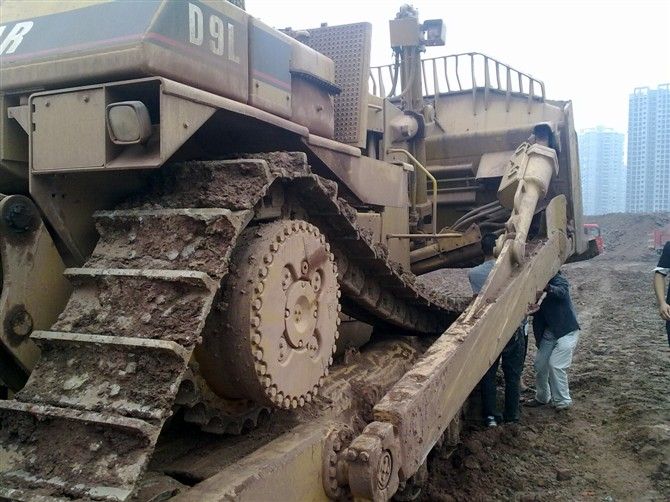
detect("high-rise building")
[579,126,626,215]
[626,84,670,213]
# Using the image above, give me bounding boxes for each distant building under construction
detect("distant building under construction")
[626,84,670,213]
[579,127,625,215]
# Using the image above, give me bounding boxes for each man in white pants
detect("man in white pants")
[526,271,580,410]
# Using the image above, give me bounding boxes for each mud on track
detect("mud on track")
[421,219,670,501]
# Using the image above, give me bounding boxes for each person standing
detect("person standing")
[526,271,580,410]
[468,234,527,426]
[653,241,670,346]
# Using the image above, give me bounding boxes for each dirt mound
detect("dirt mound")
[421,261,670,501]
[416,268,473,306]
[585,212,670,261]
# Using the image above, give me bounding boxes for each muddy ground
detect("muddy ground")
[421,214,670,502]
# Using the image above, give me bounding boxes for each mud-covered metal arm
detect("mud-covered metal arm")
[496,142,558,264]
[344,196,570,501]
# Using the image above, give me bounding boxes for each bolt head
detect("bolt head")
[4,199,37,233]
[8,308,33,337]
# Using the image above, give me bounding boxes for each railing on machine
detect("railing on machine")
[369,52,545,113]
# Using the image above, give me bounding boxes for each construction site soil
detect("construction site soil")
[418,213,670,502]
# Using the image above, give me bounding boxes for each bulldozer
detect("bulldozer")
[0,1,588,500]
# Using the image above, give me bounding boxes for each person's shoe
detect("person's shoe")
[554,404,572,412]
[485,415,498,427]
[523,398,548,408]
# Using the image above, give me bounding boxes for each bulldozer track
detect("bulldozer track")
[175,368,270,435]
[0,153,462,501]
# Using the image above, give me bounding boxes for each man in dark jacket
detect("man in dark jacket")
[653,241,670,346]
[526,271,580,410]
[469,234,527,426]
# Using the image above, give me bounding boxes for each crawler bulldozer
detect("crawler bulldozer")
[0,1,588,500]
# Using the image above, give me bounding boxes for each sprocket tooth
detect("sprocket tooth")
[175,376,202,408]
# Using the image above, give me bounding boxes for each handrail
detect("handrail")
[369,52,545,112]
[386,148,438,239]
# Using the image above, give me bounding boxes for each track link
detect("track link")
[0,153,464,501]
[0,205,250,501]
[175,369,270,435]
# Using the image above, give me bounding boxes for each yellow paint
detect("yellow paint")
[0,0,112,23]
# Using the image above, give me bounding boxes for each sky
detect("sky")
[248,0,670,134]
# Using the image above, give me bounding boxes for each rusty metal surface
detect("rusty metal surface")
[304,23,372,147]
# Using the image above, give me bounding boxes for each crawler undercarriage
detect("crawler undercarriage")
[0,1,588,500]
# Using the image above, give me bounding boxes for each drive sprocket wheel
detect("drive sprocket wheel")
[197,219,340,409]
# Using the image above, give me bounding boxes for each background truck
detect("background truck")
[650,225,670,254]
[0,1,588,500]
[584,223,605,254]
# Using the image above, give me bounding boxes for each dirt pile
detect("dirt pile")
[421,260,670,501]
[416,268,474,306]
[585,212,670,261]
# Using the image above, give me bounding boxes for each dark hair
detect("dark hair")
[481,233,497,256]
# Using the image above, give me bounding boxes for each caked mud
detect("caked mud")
[421,214,670,501]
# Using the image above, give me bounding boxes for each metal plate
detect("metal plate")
[304,23,371,147]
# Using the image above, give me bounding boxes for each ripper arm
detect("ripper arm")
[343,135,567,500]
